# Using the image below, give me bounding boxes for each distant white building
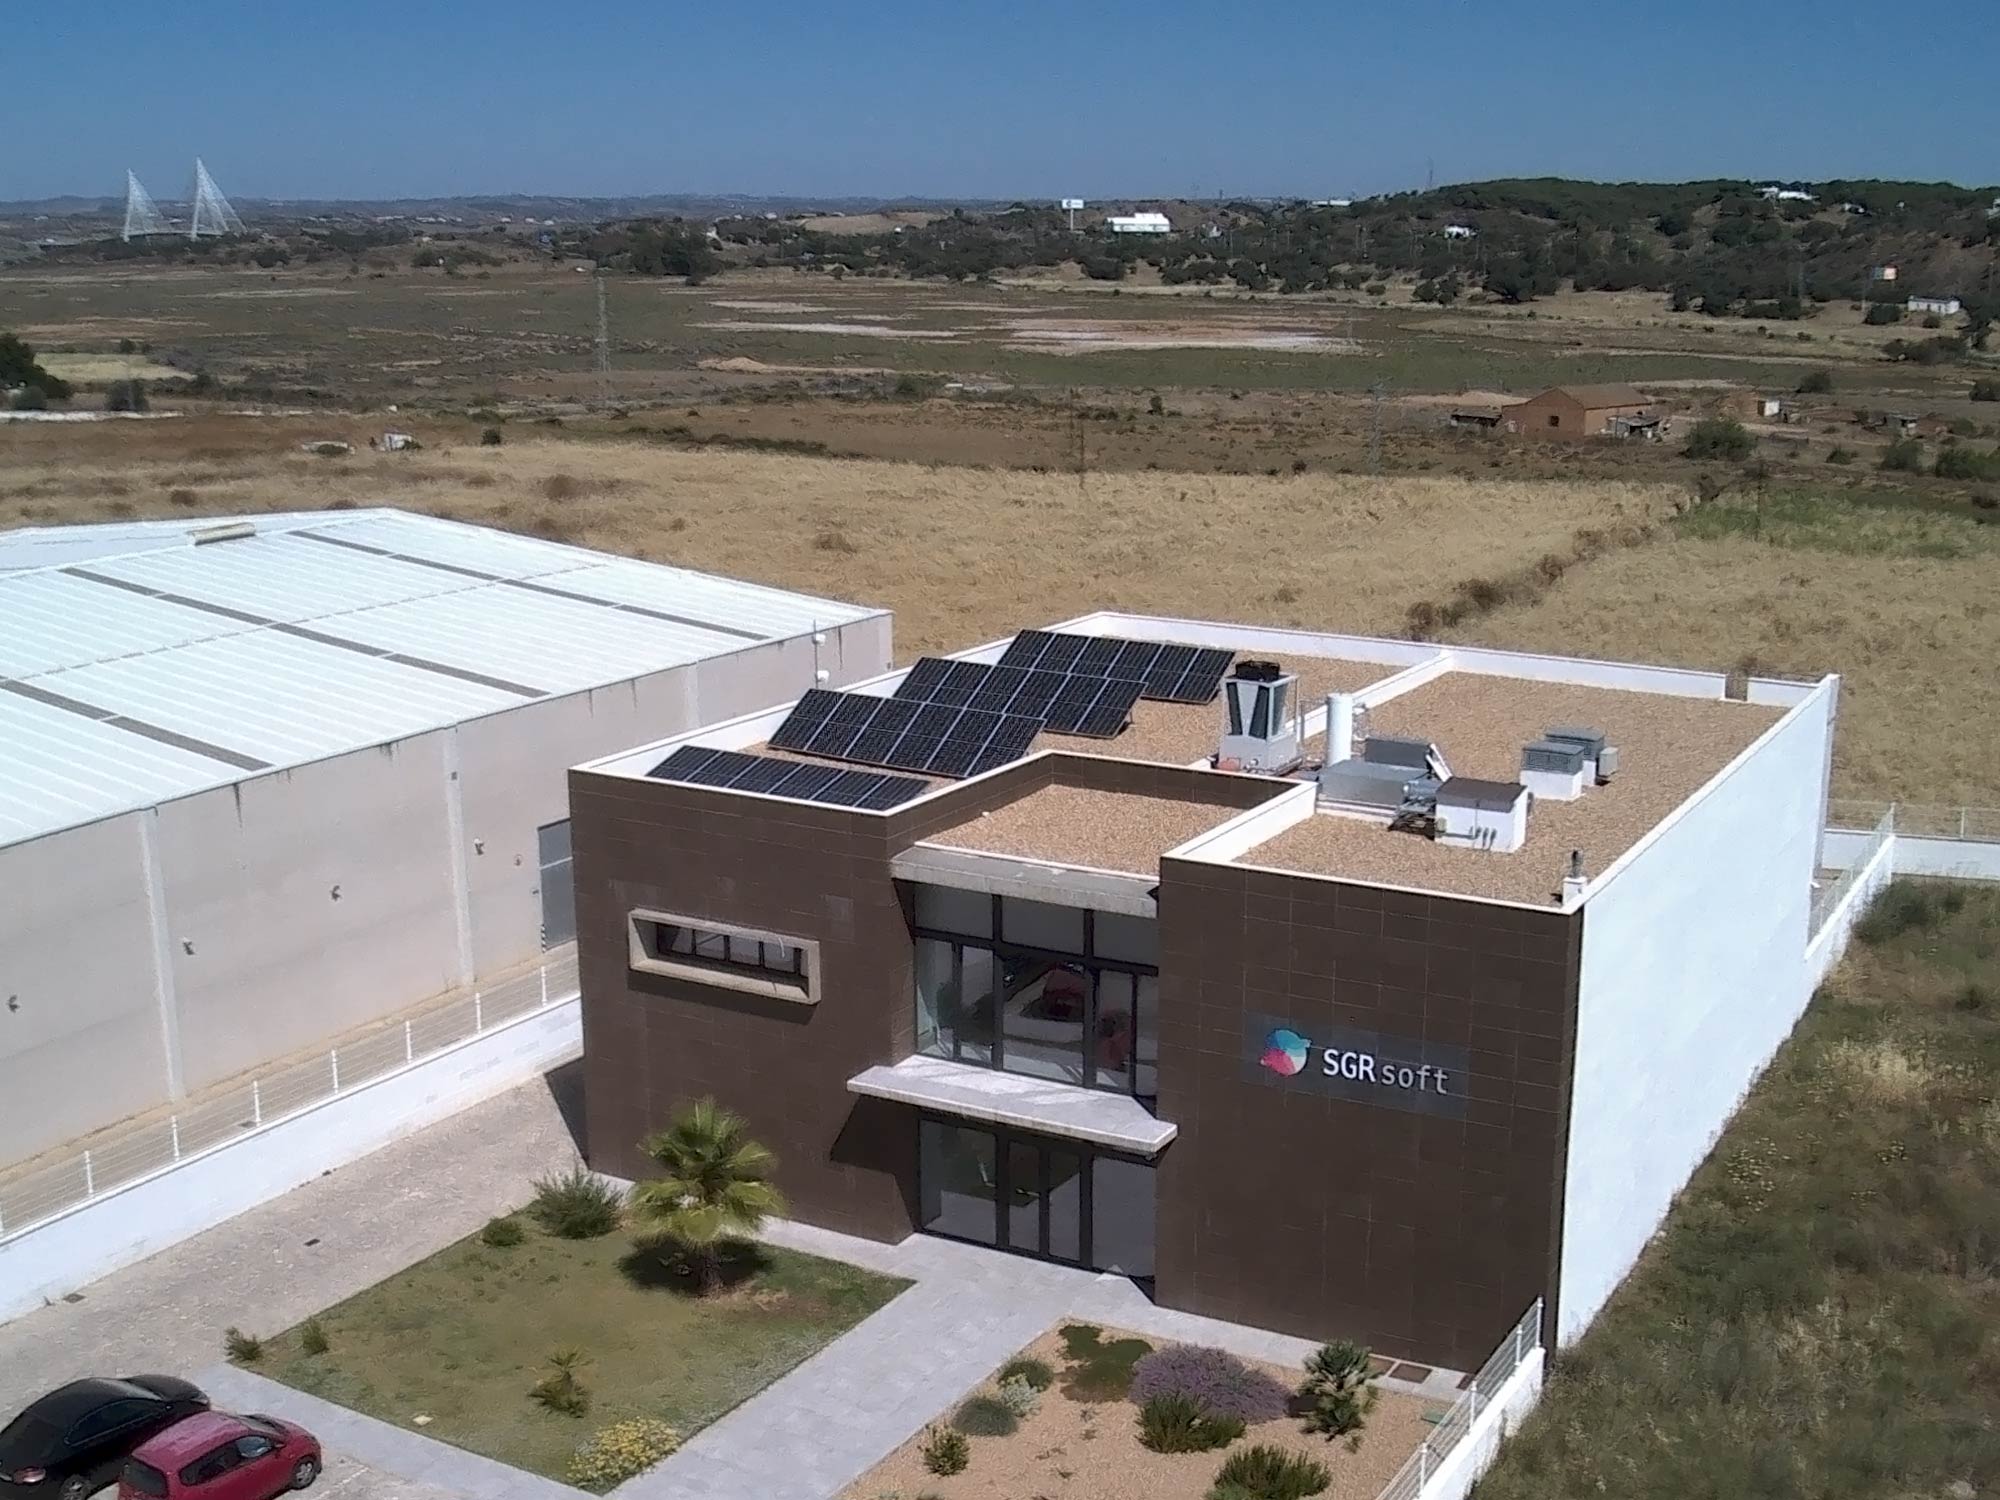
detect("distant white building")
[1758,186,1816,203]
[1312,198,1353,209]
[1907,295,1962,317]
[1106,211,1172,234]
[1868,265,1898,282]
[1442,224,1477,240]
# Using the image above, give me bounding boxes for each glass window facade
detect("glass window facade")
[917,1115,1153,1274]
[911,889,1158,1106]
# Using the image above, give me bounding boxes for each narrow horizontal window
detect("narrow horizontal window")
[627,911,819,1004]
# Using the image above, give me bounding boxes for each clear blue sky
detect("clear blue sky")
[10,1,1996,202]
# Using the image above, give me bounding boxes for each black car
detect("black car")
[0,1378,209,1500]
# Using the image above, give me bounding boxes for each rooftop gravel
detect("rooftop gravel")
[1037,655,1394,765]
[924,783,1261,874]
[1246,672,1788,903]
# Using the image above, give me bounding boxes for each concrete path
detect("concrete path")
[0,1068,583,1416]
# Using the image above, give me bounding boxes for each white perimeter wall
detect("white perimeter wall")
[0,998,580,1324]
[1417,1349,1546,1500]
[0,616,892,1162]
[1557,682,1834,1343]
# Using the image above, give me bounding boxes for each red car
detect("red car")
[117,1413,319,1500]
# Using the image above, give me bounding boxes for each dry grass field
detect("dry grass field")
[3,417,1987,804]
[0,417,1672,658]
[1453,499,2000,804]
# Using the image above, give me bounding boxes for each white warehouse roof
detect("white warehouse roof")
[0,508,883,849]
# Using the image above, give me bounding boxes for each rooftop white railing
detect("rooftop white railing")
[0,947,579,1242]
[1374,1299,1544,1500]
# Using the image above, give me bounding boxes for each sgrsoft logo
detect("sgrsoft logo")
[1261,1026,1452,1096]
[1259,1027,1312,1077]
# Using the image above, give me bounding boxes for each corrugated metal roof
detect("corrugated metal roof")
[0,508,882,849]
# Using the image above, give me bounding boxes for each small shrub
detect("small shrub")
[1138,1392,1245,1454]
[1879,437,1924,473]
[10,385,48,412]
[481,1215,525,1248]
[480,426,503,445]
[996,1374,1042,1419]
[1855,881,1964,946]
[299,1317,330,1357]
[224,1327,263,1362]
[1826,446,1854,465]
[1684,417,1754,461]
[530,1348,592,1418]
[1209,1444,1331,1500]
[920,1424,969,1476]
[1971,379,2000,402]
[1296,1341,1379,1449]
[104,380,150,413]
[1796,369,1834,394]
[542,473,583,501]
[1148,393,1166,416]
[1935,445,2000,481]
[528,1166,622,1239]
[1130,1344,1292,1423]
[813,527,859,554]
[567,1418,681,1487]
[951,1394,1019,1437]
[1863,302,1902,326]
[1057,1323,1154,1401]
[997,1355,1055,1391]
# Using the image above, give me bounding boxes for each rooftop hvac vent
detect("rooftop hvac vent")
[1522,739,1587,775]
[1232,659,1283,683]
[1362,734,1433,770]
[190,521,257,546]
[1218,667,1300,773]
[1544,725,1607,758]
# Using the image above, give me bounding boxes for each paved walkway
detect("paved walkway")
[0,1069,583,1417]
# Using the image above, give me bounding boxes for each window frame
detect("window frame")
[910,890,1158,1107]
[627,909,820,1005]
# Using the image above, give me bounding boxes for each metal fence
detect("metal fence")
[1374,1299,1544,1500]
[0,947,579,1242]
[1812,806,1896,935]
[1828,801,2000,842]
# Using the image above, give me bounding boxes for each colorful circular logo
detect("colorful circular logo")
[1260,1027,1311,1077]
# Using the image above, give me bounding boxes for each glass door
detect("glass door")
[917,1117,1124,1271]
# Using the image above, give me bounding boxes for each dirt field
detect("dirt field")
[0,417,1673,659]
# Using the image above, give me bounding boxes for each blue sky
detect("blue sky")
[9,1,1996,202]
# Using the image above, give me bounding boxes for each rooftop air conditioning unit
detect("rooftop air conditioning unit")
[1363,734,1453,783]
[1435,777,1530,853]
[1544,726,1610,782]
[1521,739,1588,800]
[1217,662,1300,774]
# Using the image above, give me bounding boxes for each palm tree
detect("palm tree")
[629,1098,786,1293]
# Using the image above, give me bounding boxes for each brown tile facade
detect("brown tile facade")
[1152,856,1581,1370]
[573,754,1580,1371]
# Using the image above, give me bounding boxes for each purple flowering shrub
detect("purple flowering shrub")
[1127,1343,1292,1423]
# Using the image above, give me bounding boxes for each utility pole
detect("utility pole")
[1369,382,1386,475]
[593,271,611,407]
[1071,388,1088,494]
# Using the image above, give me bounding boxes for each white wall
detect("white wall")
[0,998,580,1324]
[0,612,893,1165]
[0,815,167,1159]
[1557,683,1834,1343]
[160,732,464,1090]
[1804,832,1897,990]
[1417,1349,1545,1500]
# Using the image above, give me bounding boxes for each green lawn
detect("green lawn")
[257,1222,907,1486]
[1479,881,2000,1499]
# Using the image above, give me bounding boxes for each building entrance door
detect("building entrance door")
[917,1116,1152,1277]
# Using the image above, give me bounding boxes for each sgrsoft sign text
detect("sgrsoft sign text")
[1243,1012,1469,1118]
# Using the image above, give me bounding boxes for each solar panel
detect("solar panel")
[893,657,954,700]
[646,746,926,810]
[1041,675,1145,738]
[998,630,1234,704]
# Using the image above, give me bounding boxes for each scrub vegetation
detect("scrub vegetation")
[259,1211,906,1488]
[1477,880,2000,1500]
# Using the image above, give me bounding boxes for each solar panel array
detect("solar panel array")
[646,745,927,810]
[998,630,1235,704]
[769,688,1042,778]
[891,656,1144,739]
